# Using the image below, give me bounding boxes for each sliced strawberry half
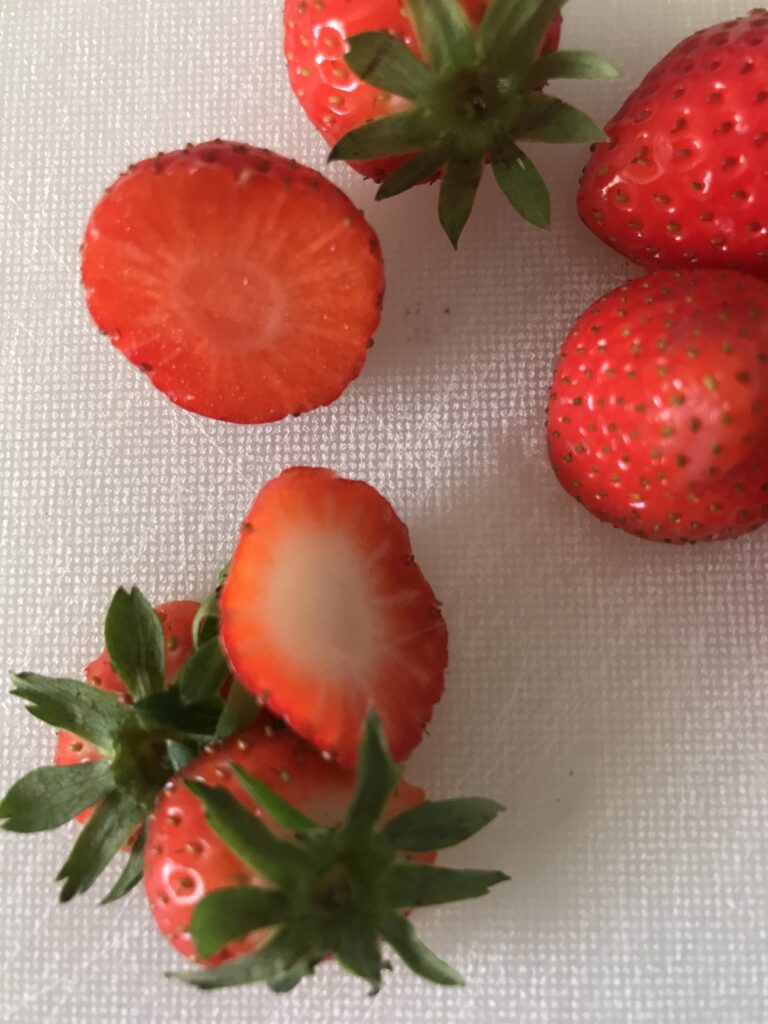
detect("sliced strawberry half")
[81,142,385,424]
[219,468,448,767]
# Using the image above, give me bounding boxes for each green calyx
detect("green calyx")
[328,0,621,246]
[170,711,508,994]
[0,581,260,903]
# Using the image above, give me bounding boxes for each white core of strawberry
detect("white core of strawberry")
[265,527,387,682]
[175,256,285,354]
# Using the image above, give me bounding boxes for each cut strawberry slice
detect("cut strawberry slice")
[81,142,385,424]
[219,468,448,766]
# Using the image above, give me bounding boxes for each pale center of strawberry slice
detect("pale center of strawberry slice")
[265,527,386,681]
[174,256,286,355]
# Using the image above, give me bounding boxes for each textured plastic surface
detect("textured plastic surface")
[1,1,766,1022]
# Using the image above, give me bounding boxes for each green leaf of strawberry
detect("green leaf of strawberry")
[377,913,463,987]
[408,0,476,71]
[381,796,505,851]
[57,789,146,903]
[387,864,509,907]
[0,762,114,833]
[105,587,165,700]
[338,711,403,842]
[101,825,147,905]
[10,673,132,752]
[185,781,310,887]
[344,33,437,100]
[214,680,262,742]
[231,765,318,833]
[170,928,311,990]
[191,887,290,960]
[527,49,622,87]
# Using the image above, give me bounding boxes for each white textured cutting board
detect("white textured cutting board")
[1,1,766,1022]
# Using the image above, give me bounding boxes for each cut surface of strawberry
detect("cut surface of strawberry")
[219,468,448,767]
[82,142,384,423]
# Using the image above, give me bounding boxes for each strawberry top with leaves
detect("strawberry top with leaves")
[286,0,619,245]
[578,11,768,277]
[149,711,507,994]
[0,585,261,903]
[54,600,199,827]
[547,270,768,543]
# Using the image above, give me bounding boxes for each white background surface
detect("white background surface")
[1,1,767,1021]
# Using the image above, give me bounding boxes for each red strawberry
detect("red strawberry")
[81,141,384,423]
[219,467,448,768]
[578,10,768,277]
[144,719,433,967]
[54,600,199,828]
[146,711,507,992]
[286,0,561,181]
[547,269,768,543]
[1,585,260,902]
[285,0,617,245]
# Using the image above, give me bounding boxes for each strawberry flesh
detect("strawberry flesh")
[82,142,384,423]
[219,467,448,767]
[547,270,768,543]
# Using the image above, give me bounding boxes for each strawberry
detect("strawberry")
[146,711,507,992]
[81,141,384,423]
[547,269,768,543]
[578,10,768,277]
[285,0,618,245]
[1,585,261,902]
[54,600,199,828]
[219,467,448,768]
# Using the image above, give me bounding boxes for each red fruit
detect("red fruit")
[548,270,768,543]
[284,1,614,248]
[219,467,448,767]
[81,142,384,424]
[144,721,431,965]
[55,600,199,826]
[285,0,562,182]
[579,10,768,278]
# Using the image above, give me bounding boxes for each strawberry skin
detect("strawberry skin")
[579,11,768,277]
[284,0,562,182]
[547,270,768,543]
[55,601,199,827]
[81,142,384,424]
[144,721,431,965]
[219,467,448,767]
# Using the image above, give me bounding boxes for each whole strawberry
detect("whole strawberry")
[579,10,768,277]
[1,585,260,902]
[286,0,619,245]
[147,712,507,992]
[547,270,768,543]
